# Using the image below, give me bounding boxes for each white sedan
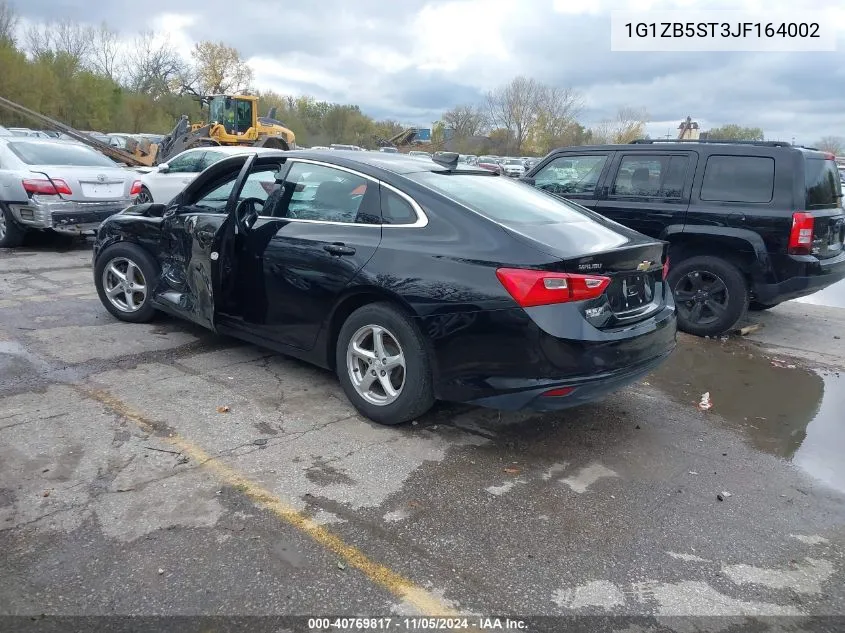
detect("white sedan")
[134,146,278,204]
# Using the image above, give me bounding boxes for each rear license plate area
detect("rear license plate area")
[607,274,655,313]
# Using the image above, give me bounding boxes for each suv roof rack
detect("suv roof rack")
[629,139,795,148]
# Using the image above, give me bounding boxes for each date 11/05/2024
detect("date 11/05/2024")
[307,617,527,630]
[624,22,820,39]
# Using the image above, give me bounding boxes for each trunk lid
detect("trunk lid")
[32,166,133,202]
[503,220,668,326]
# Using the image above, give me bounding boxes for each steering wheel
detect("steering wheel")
[234,197,264,233]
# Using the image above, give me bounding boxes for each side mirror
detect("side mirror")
[158,162,170,173]
[520,176,535,185]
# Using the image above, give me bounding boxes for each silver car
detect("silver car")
[0,137,140,248]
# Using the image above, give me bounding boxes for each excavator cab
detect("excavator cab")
[208,95,255,135]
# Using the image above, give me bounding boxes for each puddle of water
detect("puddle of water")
[647,337,845,493]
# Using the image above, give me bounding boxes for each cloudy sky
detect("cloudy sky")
[13,0,845,144]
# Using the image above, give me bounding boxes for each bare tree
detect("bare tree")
[123,31,186,97]
[24,18,94,67]
[816,135,843,155]
[90,23,120,79]
[189,41,253,94]
[532,85,582,152]
[591,106,649,144]
[486,76,544,154]
[442,104,488,139]
[0,0,19,46]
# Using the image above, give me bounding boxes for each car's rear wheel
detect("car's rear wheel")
[94,243,158,323]
[336,302,434,425]
[0,203,27,248]
[668,255,748,336]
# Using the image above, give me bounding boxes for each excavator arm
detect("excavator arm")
[0,96,150,167]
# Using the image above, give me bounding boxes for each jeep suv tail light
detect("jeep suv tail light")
[496,268,611,306]
[788,212,815,255]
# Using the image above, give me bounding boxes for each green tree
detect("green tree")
[190,41,253,94]
[705,124,764,141]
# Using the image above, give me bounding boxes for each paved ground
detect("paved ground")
[1,235,844,630]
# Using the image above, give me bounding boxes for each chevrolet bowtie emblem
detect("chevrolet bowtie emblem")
[636,260,652,272]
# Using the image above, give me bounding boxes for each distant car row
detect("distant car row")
[0,125,164,149]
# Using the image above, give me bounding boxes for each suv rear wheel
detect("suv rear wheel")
[668,255,748,336]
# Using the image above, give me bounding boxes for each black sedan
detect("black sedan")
[92,150,677,425]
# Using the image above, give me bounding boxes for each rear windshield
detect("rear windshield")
[410,172,595,225]
[7,141,116,167]
[805,158,843,209]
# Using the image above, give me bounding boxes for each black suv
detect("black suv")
[523,140,845,336]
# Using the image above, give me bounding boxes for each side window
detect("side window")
[167,151,205,173]
[198,151,225,170]
[276,162,377,223]
[533,155,608,195]
[701,155,774,203]
[380,186,418,225]
[610,155,689,198]
[191,167,281,213]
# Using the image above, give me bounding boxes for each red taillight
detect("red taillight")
[788,211,815,255]
[495,268,611,307]
[542,386,575,397]
[663,257,670,280]
[22,178,72,196]
[130,180,143,196]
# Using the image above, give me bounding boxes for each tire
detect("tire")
[0,202,27,248]
[667,255,748,337]
[335,302,434,425]
[94,242,159,323]
[135,185,154,204]
[749,301,780,311]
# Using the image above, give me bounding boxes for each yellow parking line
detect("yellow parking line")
[77,385,460,616]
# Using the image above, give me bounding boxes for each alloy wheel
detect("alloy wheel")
[346,324,406,406]
[0,212,6,241]
[673,270,730,326]
[134,188,152,204]
[102,257,148,313]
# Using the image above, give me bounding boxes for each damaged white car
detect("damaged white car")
[0,137,141,247]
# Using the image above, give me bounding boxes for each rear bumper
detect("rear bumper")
[425,302,677,409]
[753,250,845,303]
[471,349,672,411]
[8,197,132,232]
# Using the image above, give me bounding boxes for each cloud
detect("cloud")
[10,0,845,143]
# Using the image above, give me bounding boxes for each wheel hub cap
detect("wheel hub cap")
[346,324,406,407]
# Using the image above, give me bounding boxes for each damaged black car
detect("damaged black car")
[92,150,677,425]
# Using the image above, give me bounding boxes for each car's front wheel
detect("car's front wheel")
[336,302,434,425]
[668,255,748,336]
[94,243,158,323]
[134,185,154,204]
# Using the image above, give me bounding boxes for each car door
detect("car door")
[152,154,258,330]
[593,152,695,238]
[146,149,208,203]
[217,159,383,351]
[529,152,614,208]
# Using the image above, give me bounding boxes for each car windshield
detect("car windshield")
[805,157,843,209]
[410,172,595,225]
[505,159,522,165]
[7,141,117,167]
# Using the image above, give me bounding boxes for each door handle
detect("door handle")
[323,243,356,256]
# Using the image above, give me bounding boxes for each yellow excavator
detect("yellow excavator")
[0,93,296,167]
